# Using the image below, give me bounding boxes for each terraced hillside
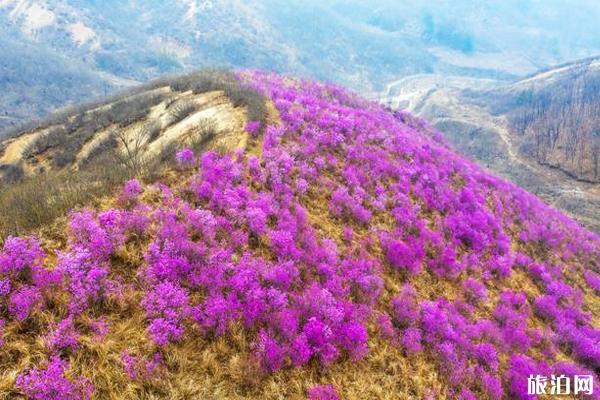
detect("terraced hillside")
[0,71,599,399]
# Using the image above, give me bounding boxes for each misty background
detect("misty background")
[2,0,600,132]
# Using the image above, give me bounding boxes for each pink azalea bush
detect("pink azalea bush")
[118,179,143,207]
[245,120,261,137]
[175,148,195,168]
[0,237,59,321]
[307,384,340,400]
[15,356,92,400]
[121,351,163,382]
[44,316,79,354]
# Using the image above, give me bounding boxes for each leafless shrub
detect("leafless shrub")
[3,68,266,148]
[163,95,178,109]
[189,118,218,153]
[167,100,197,125]
[506,69,600,182]
[107,92,165,127]
[145,121,162,143]
[112,125,151,175]
[0,163,25,185]
[169,69,267,124]
[158,141,179,164]
[52,124,98,168]
[227,85,267,123]
[79,135,118,167]
[22,126,67,159]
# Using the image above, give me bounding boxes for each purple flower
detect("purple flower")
[307,384,340,400]
[16,356,93,400]
[142,282,189,346]
[90,318,109,341]
[9,285,42,321]
[245,121,261,137]
[505,355,551,400]
[463,278,487,303]
[385,239,423,275]
[121,351,162,381]
[118,179,143,206]
[584,270,600,294]
[0,236,45,277]
[401,327,423,354]
[175,148,195,167]
[255,330,286,372]
[391,284,419,328]
[45,317,79,354]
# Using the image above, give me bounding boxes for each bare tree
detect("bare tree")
[112,125,152,175]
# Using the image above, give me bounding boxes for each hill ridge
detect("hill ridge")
[0,70,598,399]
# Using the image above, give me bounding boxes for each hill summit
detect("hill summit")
[0,71,599,399]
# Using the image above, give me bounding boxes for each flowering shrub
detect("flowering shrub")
[307,384,340,400]
[141,282,190,346]
[45,316,79,354]
[56,248,111,315]
[175,148,195,168]
[245,120,261,137]
[0,236,45,277]
[16,356,93,400]
[0,237,59,322]
[505,355,551,400]
[584,270,600,294]
[9,285,43,321]
[67,210,115,260]
[118,179,143,207]
[385,239,423,275]
[90,317,109,341]
[463,278,487,303]
[121,351,163,381]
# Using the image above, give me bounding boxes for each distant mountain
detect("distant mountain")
[479,57,600,183]
[3,0,600,132]
[380,57,600,232]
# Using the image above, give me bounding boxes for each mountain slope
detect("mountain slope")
[484,57,600,182]
[0,71,599,399]
[0,31,113,132]
[380,58,600,233]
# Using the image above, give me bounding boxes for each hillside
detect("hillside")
[0,71,599,399]
[486,57,600,183]
[380,58,600,233]
[3,0,600,131]
[0,70,264,239]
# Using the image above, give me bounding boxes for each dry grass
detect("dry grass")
[0,153,131,241]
